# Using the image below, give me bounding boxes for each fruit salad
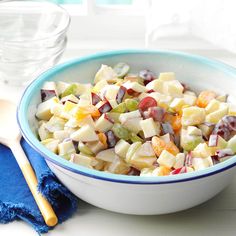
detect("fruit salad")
[36,62,236,176]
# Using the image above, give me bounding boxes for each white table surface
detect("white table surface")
[1,45,236,236]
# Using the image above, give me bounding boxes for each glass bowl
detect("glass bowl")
[0,0,70,86]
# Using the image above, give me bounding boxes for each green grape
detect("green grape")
[78,142,94,155]
[61,84,78,97]
[112,123,130,140]
[125,99,139,111]
[111,102,126,113]
[113,62,130,78]
[130,133,143,143]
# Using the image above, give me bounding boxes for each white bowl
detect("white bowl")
[17,50,236,215]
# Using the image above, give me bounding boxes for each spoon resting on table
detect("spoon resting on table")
[0,99,58,227]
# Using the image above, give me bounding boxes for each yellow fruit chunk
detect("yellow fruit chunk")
[75,105,100,121]
[196,91,216,108]
[151,136,179,157]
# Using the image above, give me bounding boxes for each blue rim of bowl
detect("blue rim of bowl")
[17,49,236,184]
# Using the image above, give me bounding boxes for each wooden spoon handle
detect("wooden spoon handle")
[10,142,58,227]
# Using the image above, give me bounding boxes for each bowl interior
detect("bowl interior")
[18,50,236,184]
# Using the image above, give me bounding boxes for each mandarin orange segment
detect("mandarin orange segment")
[172,114,182,131]
[75,105,100,120]
[196,90,216,108]
[151,136,179,157]
[158,166,171,176]
[163,113,182,132]
[98,132,108,148]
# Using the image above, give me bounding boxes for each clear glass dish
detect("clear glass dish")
[0,0,70,86]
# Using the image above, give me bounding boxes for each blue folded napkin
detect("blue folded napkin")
[0,139,78,234]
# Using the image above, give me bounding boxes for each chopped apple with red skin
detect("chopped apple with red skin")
[197,123,215,139]
[41,81,58,102]
[140,118,160,138]
[95,114,114,132]
[116,86,127,104]
[136,142,155,157]
[70,125,98,142]
[108,99,118,109]
[119,110,141,123]
[101,85,120,101]
[36,96,59,121]
[96,148,116,162]
[139,69,156,85]
[63,101,78,113]
[143,107,165,122]
[61,94,79,104]
[105,130,117,148]
[41,139,59,154]
[70,153,97,168]
[122,117,143,134]
[115,140,130,158]
[208,134,227,149]
[123,81,147,93]
[38,122,53,141]
[96,100,112,113]
[146,79,164,93]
